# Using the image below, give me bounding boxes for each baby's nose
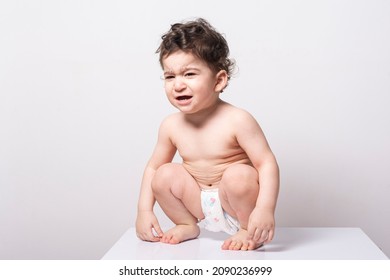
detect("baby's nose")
[174,77,187,91]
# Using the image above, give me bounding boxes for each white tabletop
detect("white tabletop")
[102,227,388,260]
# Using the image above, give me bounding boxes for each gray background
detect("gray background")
[1,0,389,259]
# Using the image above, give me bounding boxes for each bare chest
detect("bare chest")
[171,123,241,162]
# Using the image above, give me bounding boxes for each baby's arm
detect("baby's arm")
[136,117,177,241]
[234,110,280,244]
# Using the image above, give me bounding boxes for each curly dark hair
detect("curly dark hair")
[156,18,235,80]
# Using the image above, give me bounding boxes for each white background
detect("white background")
[1,0,389,259]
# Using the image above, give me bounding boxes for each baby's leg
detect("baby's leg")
[151,163,204,244]
[218,164,260,250]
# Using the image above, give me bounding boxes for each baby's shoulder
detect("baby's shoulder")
[222,103,257,124]
[159,112,182,131]
[163,112,182,123]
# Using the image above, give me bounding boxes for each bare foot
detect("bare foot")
[221,228,263,251]
[160,224,200,244]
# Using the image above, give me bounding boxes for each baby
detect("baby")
[136,18,279,251]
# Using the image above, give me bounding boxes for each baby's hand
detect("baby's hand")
[247,207,275,244]
[136,210,164,242]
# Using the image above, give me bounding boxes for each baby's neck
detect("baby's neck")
[183,99,224,127]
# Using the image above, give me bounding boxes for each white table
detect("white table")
[102,227,388,260]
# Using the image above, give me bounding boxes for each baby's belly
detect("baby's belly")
[182,158,252,188]
[183,163,223,187]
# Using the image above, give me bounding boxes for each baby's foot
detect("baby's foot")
[221,228,263,251]
[160,224,200,244]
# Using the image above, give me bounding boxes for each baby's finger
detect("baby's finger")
[252,228,262,241]
[137,232,148,241]
[153,223,164,237]
[247,224,256,239]
[259,230,269,243]
[147,231,161,242]
[266,229,275,243]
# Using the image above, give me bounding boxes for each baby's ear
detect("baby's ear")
[214,70,228,93]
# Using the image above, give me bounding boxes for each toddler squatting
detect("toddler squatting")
[136,18,279,251]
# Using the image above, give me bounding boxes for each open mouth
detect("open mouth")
[176,95,192,101]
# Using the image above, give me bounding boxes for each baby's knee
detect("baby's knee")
[151,163,177,193]
[223,164,258,183]
[221,164,258,194]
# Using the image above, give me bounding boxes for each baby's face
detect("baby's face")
[162,50,223,115]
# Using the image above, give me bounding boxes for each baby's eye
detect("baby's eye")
[184,72,196,78]
[164,75,175,80]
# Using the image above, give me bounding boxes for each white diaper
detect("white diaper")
[199,188,240,235]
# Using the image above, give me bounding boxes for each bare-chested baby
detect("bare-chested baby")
[136,18,279,251]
